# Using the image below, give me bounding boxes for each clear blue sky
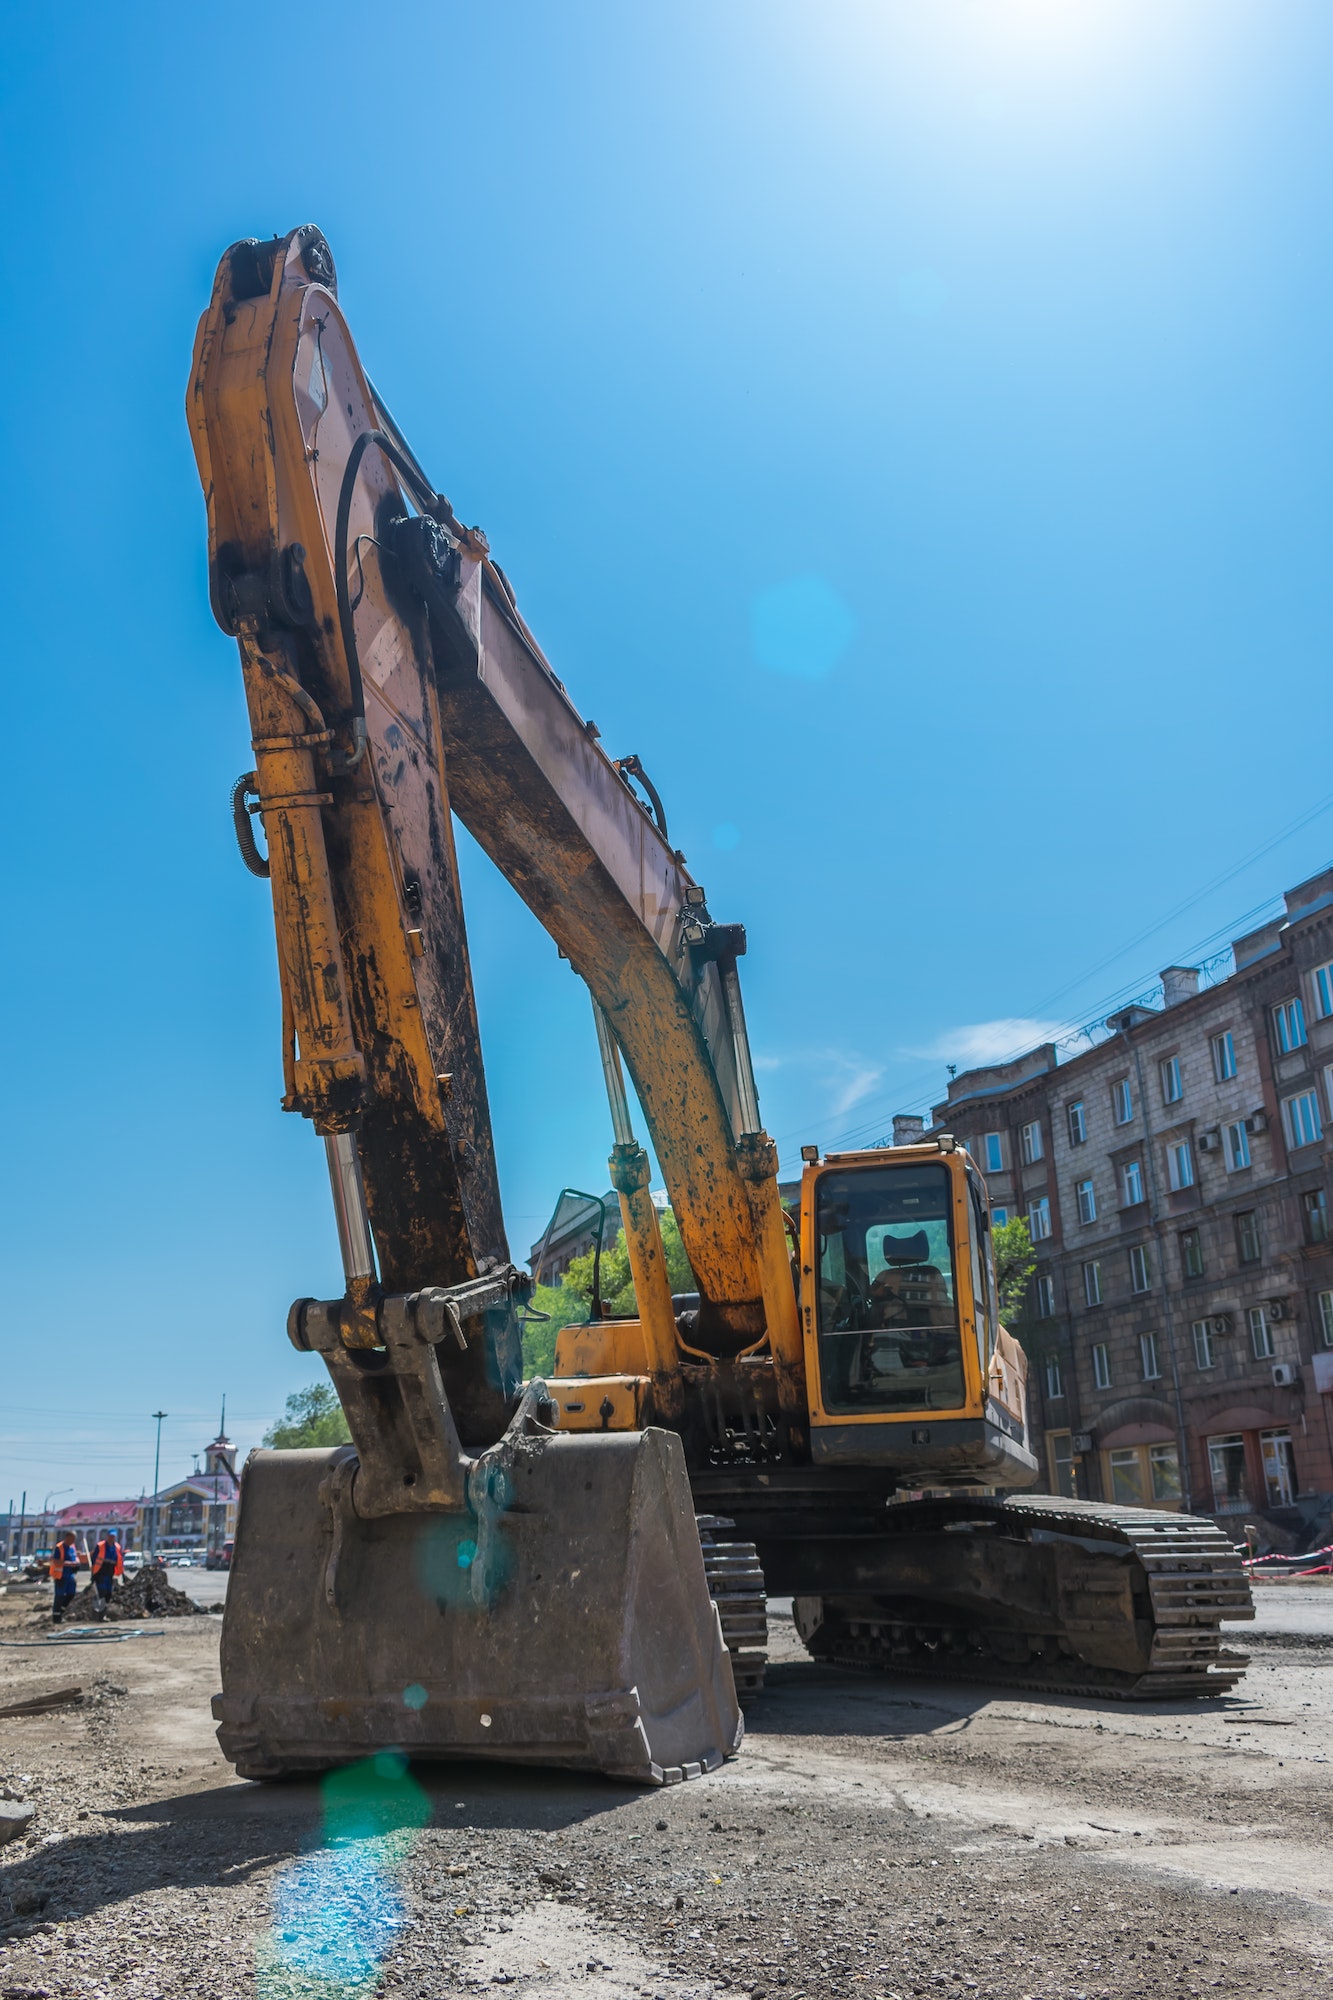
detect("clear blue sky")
[3,0,1332,1502]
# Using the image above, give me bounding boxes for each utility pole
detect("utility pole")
[150,1412,168,1561]
[211,1395,225,1557]
[17,1492,25,1563]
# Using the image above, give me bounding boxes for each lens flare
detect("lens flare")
[258,1755,432,1998]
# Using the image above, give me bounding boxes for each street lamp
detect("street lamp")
[149,1412,168,1561]
[42,1491,71,1564]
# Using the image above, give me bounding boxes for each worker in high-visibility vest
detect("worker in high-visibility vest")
[90,1531,125,1620]
[48,1535,81,1625]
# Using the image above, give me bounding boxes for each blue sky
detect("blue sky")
[3,0,1332,1501]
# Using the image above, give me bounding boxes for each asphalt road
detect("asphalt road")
[163,1565,228,1608]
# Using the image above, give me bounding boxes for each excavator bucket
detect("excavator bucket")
[213,1426,742,1785]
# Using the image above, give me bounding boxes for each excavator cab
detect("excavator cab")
[800,1140,1037,1486]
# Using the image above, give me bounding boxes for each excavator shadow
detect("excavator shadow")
[747,1654,1246,1742]
[0,1766,646,1930]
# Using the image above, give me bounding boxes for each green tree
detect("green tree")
[520,1208,696,1377]
[520,1281,583,1377]
[992,1215,1037,1321]
[263,1382,351,1449]
[561,1207,695,1316]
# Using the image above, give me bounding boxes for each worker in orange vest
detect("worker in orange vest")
[48,1534,81,1625]
[90,1531,125,1620]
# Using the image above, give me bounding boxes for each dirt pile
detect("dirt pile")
[59,1568,206,1622]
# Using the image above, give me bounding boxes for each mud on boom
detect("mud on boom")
[188,227,1252,1783]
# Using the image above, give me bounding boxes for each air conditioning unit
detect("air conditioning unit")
[1208,1313,1234,1337]
[1272,1362,1297,1387]
[1267,1298,1288,1322]
[1198,1130,1221,1152]
[1071,1432,1093,1455]
[1245,1111,1268,1135]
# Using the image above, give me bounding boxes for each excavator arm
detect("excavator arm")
[189,222,803,1432]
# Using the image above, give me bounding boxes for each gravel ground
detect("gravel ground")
[0,1579,1330,1999]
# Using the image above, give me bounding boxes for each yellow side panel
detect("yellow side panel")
[553,1320,650,1379]
[548,1376,648,1431]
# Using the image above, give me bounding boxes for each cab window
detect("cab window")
[815,1164,964,1414]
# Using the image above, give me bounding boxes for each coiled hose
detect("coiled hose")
[231,772,269,878]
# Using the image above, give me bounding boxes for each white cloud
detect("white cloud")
[912,1019,1066,1067]
[829,1065,883,1115]
[750,1046,883,1116]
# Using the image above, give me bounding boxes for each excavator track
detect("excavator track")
[698,1516,768,1698]
[793,1494,1253,1700]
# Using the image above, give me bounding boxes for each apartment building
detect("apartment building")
[931,866,1333,1534]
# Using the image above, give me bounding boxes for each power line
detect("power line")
[772,868,1321,1173]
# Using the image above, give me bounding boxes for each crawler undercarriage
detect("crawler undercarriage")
[696,1485,1252,1700]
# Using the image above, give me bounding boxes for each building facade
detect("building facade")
[932,867,1333,1537]
[140,1431,239,1557]
[54,1500,140,1551]
[528,1189,621,1284]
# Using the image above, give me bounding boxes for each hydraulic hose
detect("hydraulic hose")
[231,773,269,878]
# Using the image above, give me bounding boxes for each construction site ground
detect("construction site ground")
[0,1573,1330,2000]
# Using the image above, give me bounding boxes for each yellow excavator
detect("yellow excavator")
[188,226,1251,1784]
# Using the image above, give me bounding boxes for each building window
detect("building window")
[1028,1196,1052,1241]
[1106,1442,1180,1507]
[1284,1089,1322,1150]
[1208,1433,1249,1513]
[1076,1178,1096,1224]
[1121,1159,1145,1206]
[1235,1210,1261,1265]
[1092,1342,1112,1390]
[1108,1447,1146,1506]
[1180,1227,1204,1279]
[1112,1078,1134,1125]
[1303,1188,1329,1245]
[1129,1243,1152,1293]
[1314,963,1333,1021]
[1324,1066,1333,1123]
[1274,997,1308,1054]
[1248,1305,1274,1359]
[1166,1141,1195,1192]
[1260,1429,1298,1508]
[1160,1056,1183,1104]
[1225,1120,1251,1171]
[1211,1031,1237,1082]
[1048,1430,1077,1498]
[1044,1356,1063,1399]
[1318,1290,1333,1347]
[984,1132,1004,1173]
[1149,1443,1182,1503]
[1020,1120,1044,1166]
[1035,1274,1055,1318]
[991,1206,1009,1227]
[1140,1331,1161,1380]
[1082,1260,1102,1307]
[1067,1101,1087,1146]
[1192,1317,1216,1369]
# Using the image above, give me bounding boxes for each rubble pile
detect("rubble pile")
[60,1568,206,1622]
